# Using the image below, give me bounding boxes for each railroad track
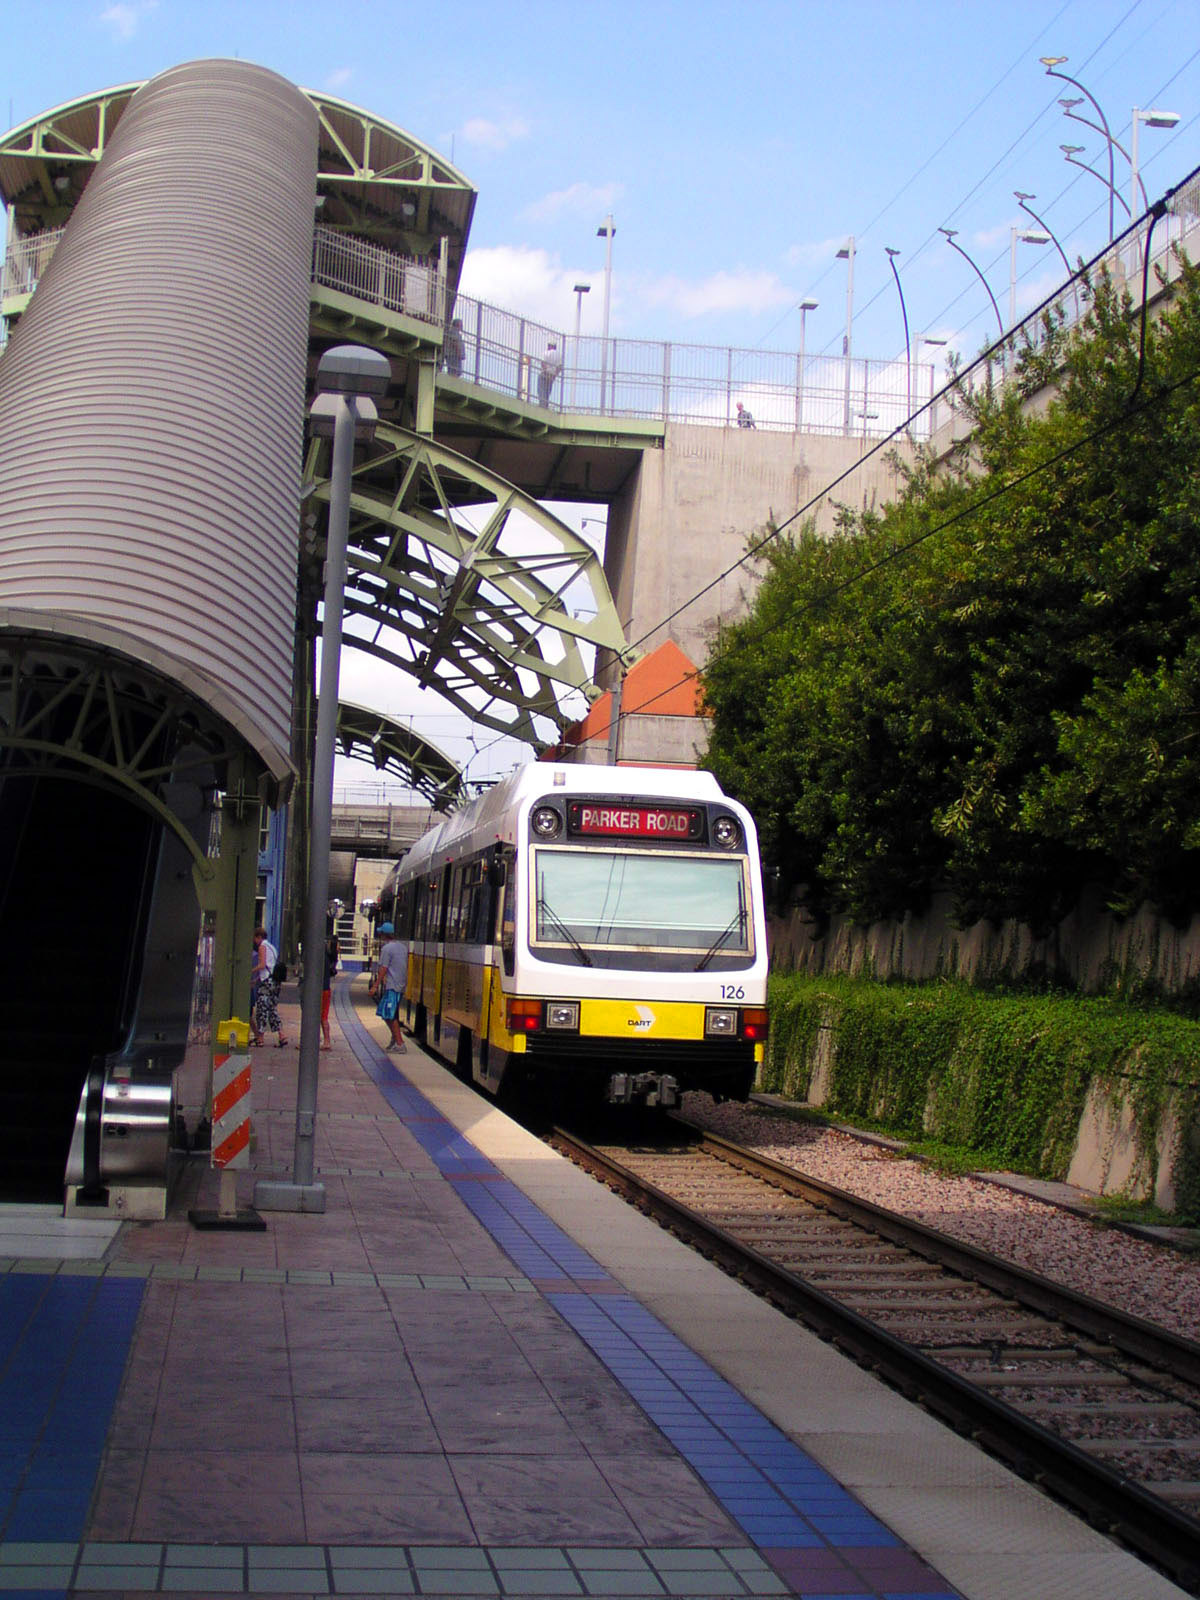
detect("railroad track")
[548,1118,1200,1596]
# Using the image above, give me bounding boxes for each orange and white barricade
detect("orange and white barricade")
[212,1017,252,1174]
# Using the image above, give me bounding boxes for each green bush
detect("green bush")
[763,974,1200,1215]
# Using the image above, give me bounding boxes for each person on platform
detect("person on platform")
[373,921,409,1053]
[444,317,465,377]
[736,401,756,428]
[320,927,339,1051]
[252,926,289,1048]
[538,342,562,405]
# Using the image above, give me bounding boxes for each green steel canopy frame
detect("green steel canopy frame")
[0,82,476,279]
[332,699,465,810]
[305,424,639,748]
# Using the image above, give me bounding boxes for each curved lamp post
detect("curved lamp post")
[1061,143,1132,221]
[1015,191,1080,321]
[884,247,910,417]
[939,226,1004,342]
[1041,56,1118,240]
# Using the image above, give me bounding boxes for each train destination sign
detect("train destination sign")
[567,802,703,840]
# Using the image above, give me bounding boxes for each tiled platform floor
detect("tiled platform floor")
[0,978,1189,1600]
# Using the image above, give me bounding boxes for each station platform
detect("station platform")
[0,977,1189,1600]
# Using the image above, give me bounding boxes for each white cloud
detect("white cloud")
[638,268,795,320]
[98,0,155,39]
[522,181,623,223]
[459,115,531,153]
[325,67,353,92]
[458,244,592,327]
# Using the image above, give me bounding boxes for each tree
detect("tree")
[702,256,1200,930]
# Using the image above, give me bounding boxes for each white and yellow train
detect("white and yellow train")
[377,764,769,1109]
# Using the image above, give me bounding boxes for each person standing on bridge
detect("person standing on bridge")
[444,317,465,378]
[736,401,756,428]
[538,342,562,405]
[372,921,408,1053]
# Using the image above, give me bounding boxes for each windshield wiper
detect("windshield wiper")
[694,909,745,972]
[537,893,594,967]
[694,882,747,972]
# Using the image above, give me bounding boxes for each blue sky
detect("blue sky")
[4,0,1198,366]
[3,1,1199,787]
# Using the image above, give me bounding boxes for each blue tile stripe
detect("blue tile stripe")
[338,994,962,1596]
[0,1273,144,1544]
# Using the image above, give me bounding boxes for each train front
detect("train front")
[504,780,769,1109]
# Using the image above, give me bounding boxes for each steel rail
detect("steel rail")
[686,1121,1200,1387]
[548,1125,1200,1596]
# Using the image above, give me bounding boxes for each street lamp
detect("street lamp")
[884,247,910,418]
[1060,144,1132,221]
[255,343,391,1216]
[1041,56,1118,239]
[1131,108,1180,219]
[1009,225,1050,325]
[597,215,615,414]
[571,282,590,408]
[1014,190,1078,320]
[796,297,817,431]
[939,227,1003,342]
[917,334,948,431]
[836,237,855,434]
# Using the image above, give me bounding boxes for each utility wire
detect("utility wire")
[575,172,1198,750]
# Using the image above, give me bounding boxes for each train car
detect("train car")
[376,764,768,1109]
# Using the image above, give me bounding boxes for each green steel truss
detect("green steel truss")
[333,700,465,810]
[306,424,638,746]
[0,85,476,270]
[0,630,246,874]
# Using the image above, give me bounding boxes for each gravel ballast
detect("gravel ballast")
[681,1094,1200,1342]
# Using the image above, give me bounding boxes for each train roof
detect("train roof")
[395,763,732,879]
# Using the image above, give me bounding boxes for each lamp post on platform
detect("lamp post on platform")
[1131,108,1180,218]
[597,215,615,413]
[796,297,817,431]
[571,282,590,408]
[836,237,855,434]
[255,343,391,1215]
[1009,225,1050,325]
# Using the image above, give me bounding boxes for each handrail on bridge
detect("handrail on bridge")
[7,201,1198,438]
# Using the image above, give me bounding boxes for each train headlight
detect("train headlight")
[712,814,741,849]
[705,1007,737,1036]
[531,805,563,838]
[545,1001,580,1031]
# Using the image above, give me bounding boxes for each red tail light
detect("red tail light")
[506,998,542,1033]
[741,1007,769,1042]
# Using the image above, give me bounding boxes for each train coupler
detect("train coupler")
[606,1071,680,1109]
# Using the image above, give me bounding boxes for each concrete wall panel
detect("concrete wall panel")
[0,59,318,780]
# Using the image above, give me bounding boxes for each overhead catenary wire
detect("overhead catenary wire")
[566,173,1197,755]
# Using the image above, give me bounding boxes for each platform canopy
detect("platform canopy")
[0,78,477,290]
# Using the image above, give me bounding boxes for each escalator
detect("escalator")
[0,776,160,1201]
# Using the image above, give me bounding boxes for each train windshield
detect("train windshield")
[532,848,751,960]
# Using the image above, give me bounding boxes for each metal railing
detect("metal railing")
[6,199,1197,436]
